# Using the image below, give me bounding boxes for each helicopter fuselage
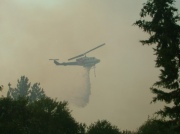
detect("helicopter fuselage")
[53,57,100,68]
[50,43,105,68]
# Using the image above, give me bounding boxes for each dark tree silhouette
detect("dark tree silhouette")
[136,118,178,134]
[0,97,83,134]
[87,120,121,134]
[134,0,180,129]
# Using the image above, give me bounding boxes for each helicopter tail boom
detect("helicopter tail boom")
[49,59,80,66]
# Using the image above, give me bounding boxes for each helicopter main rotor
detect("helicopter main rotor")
[68,43,105,61]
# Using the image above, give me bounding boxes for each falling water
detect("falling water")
[70,67,91,107]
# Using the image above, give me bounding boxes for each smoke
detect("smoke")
[69,67,91,107]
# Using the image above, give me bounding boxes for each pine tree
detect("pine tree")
[7,76,46,101]
[16,76,31,97]
[29,83,45,102]
[134,0,180,127]
[7,83,19,99]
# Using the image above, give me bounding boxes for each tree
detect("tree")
[7,76,30,99]
[0,97,82,134]
[29,83,45,102]
[134,0,180,128]
[7,76,46,101]
[136,118,178,134]
[121,130,135,134]
[27,97,80,134]
[77,123,87,134]
[0,97,31,134]
[87,120,121,134]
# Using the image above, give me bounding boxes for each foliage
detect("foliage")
[136,118,179,134]
[0,97,30,134]
[121,130,136,134]
[7,76,45,102]
[29,83,46,102]
[134,0,180,127]
[7,76,30,99]
[78,123,87,134]
[87,120,121,134]
[0,97,83,134]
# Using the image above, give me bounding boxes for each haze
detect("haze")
[1,0,180,131]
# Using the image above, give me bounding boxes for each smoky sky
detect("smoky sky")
[1,0,180,131]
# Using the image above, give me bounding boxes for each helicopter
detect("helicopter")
[49,43,105,68]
